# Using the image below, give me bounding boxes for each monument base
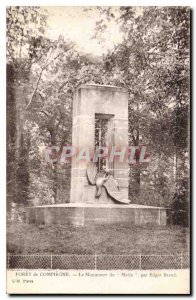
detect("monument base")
[26,203,170,226]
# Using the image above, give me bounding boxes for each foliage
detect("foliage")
[7,6,48,63]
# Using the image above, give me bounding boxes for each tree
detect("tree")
[6,6,49,211]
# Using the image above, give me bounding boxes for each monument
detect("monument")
[27,84,170,226]
[70,84,130,204]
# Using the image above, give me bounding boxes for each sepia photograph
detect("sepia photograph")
[6,5,190,294]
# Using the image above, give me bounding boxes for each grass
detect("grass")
[7,221,189,255]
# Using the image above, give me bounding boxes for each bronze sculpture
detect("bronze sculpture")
[86,162,130,204]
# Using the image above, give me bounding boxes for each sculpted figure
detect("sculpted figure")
[86,162,130,204]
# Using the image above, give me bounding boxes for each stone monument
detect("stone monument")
[27,84,170,226]
[70,84,129,204]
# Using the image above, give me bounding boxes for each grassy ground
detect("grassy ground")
[7,221,189,255]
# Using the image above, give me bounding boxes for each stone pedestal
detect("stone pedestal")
[27,203,170,226]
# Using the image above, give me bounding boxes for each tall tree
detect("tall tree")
[6,6,49,210]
